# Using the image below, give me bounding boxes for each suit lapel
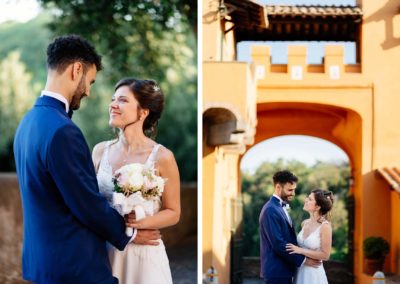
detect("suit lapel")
[272,196,293,228]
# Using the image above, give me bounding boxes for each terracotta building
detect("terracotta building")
[202,0,400,283]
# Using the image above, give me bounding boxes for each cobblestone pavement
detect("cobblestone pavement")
[167,236,197,284]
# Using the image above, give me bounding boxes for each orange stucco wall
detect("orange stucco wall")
[203,0,400,283]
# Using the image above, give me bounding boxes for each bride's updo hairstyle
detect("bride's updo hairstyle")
[311,189,334,222]
[114,78,164,138]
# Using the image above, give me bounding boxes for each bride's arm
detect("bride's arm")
[129,147,181,229]
[286,222,332,261]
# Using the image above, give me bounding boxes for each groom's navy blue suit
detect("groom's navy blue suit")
[14,96,131,284]
[259,196,305,284]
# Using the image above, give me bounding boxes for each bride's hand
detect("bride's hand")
[286,243,303,254]
[127,217,151,229]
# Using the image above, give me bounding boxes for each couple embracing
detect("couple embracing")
[14,35,180,284]
[260,170,334,284]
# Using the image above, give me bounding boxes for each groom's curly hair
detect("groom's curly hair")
[46,35,102,73]
[273,170,298,185]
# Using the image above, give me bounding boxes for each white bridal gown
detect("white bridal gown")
[97,142,173,284]
[295,221,329,284]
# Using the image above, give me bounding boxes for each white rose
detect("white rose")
[156,176,165,193]
[127,163,144,174]
[129,173,144,189]
[115,164,130,175]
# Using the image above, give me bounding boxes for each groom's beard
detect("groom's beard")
[280,192,294,202]
[70,76,87,110]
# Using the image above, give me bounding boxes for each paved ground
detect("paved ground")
[243,273,400,284]
[243,278,263,284]
[167,235,197,284]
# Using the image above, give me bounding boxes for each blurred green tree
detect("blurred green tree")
[37,0,198,181]
[0,14,51,84]
[0,1,197,181]
[0,51,38,170]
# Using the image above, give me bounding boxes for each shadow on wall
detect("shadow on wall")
[364,0,400,50]
[0,173,197,283]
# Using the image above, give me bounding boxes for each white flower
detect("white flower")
[143,175,157,189]
[128,163,144,172]
[115,163,141,176]
[155,176,165,193]
[129,173,144,189]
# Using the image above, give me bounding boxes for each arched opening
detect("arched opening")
[240,135,353,283]
[230,102,362,284]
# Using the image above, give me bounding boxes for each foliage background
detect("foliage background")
[0,1,197,182]
[241,159,351,262]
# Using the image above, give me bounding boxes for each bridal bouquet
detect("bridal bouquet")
[112,163,165,236]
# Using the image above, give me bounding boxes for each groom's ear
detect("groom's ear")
[275,183,282,193]
[71,62,84,82]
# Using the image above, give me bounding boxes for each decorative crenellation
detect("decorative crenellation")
[251,45,360,81]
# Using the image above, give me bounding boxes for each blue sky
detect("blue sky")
[241,136,349,173]
[238,41,356,64]
[0,0,41,24]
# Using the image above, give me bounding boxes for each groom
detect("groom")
[14,35,160,284]
[259,170,320,284]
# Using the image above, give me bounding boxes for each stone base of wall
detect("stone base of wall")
[0,173,25,284]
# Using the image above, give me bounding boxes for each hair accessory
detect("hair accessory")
[153,85,160,92]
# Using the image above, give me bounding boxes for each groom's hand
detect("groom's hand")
[124,211,136,225]
[305,257,322,268]
[133,229,161,246]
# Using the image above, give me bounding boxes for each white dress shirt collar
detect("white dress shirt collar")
[40,90,69,113]
[273,194,283,204]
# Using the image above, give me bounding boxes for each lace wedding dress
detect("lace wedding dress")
[294,221,329,284]
[97,142,173,284]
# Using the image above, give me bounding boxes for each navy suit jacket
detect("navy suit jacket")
[14,96,131,284]
[259,196,305,280]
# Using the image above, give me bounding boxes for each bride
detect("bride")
[286,189,333,284]
[92,78,180,284]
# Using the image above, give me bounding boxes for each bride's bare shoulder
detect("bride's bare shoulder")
[93,141,108,156]
[321,220,332,228]
[92,140,115,168]
[155,146,178,172]
[156,145,176,163]
[301,219,311,228]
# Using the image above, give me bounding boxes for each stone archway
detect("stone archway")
[239,102,362,283]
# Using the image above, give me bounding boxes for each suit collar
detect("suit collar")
[270,195,293,227]
[40,90,69,112]
[271,195,281,205]
[34,96,70,118]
